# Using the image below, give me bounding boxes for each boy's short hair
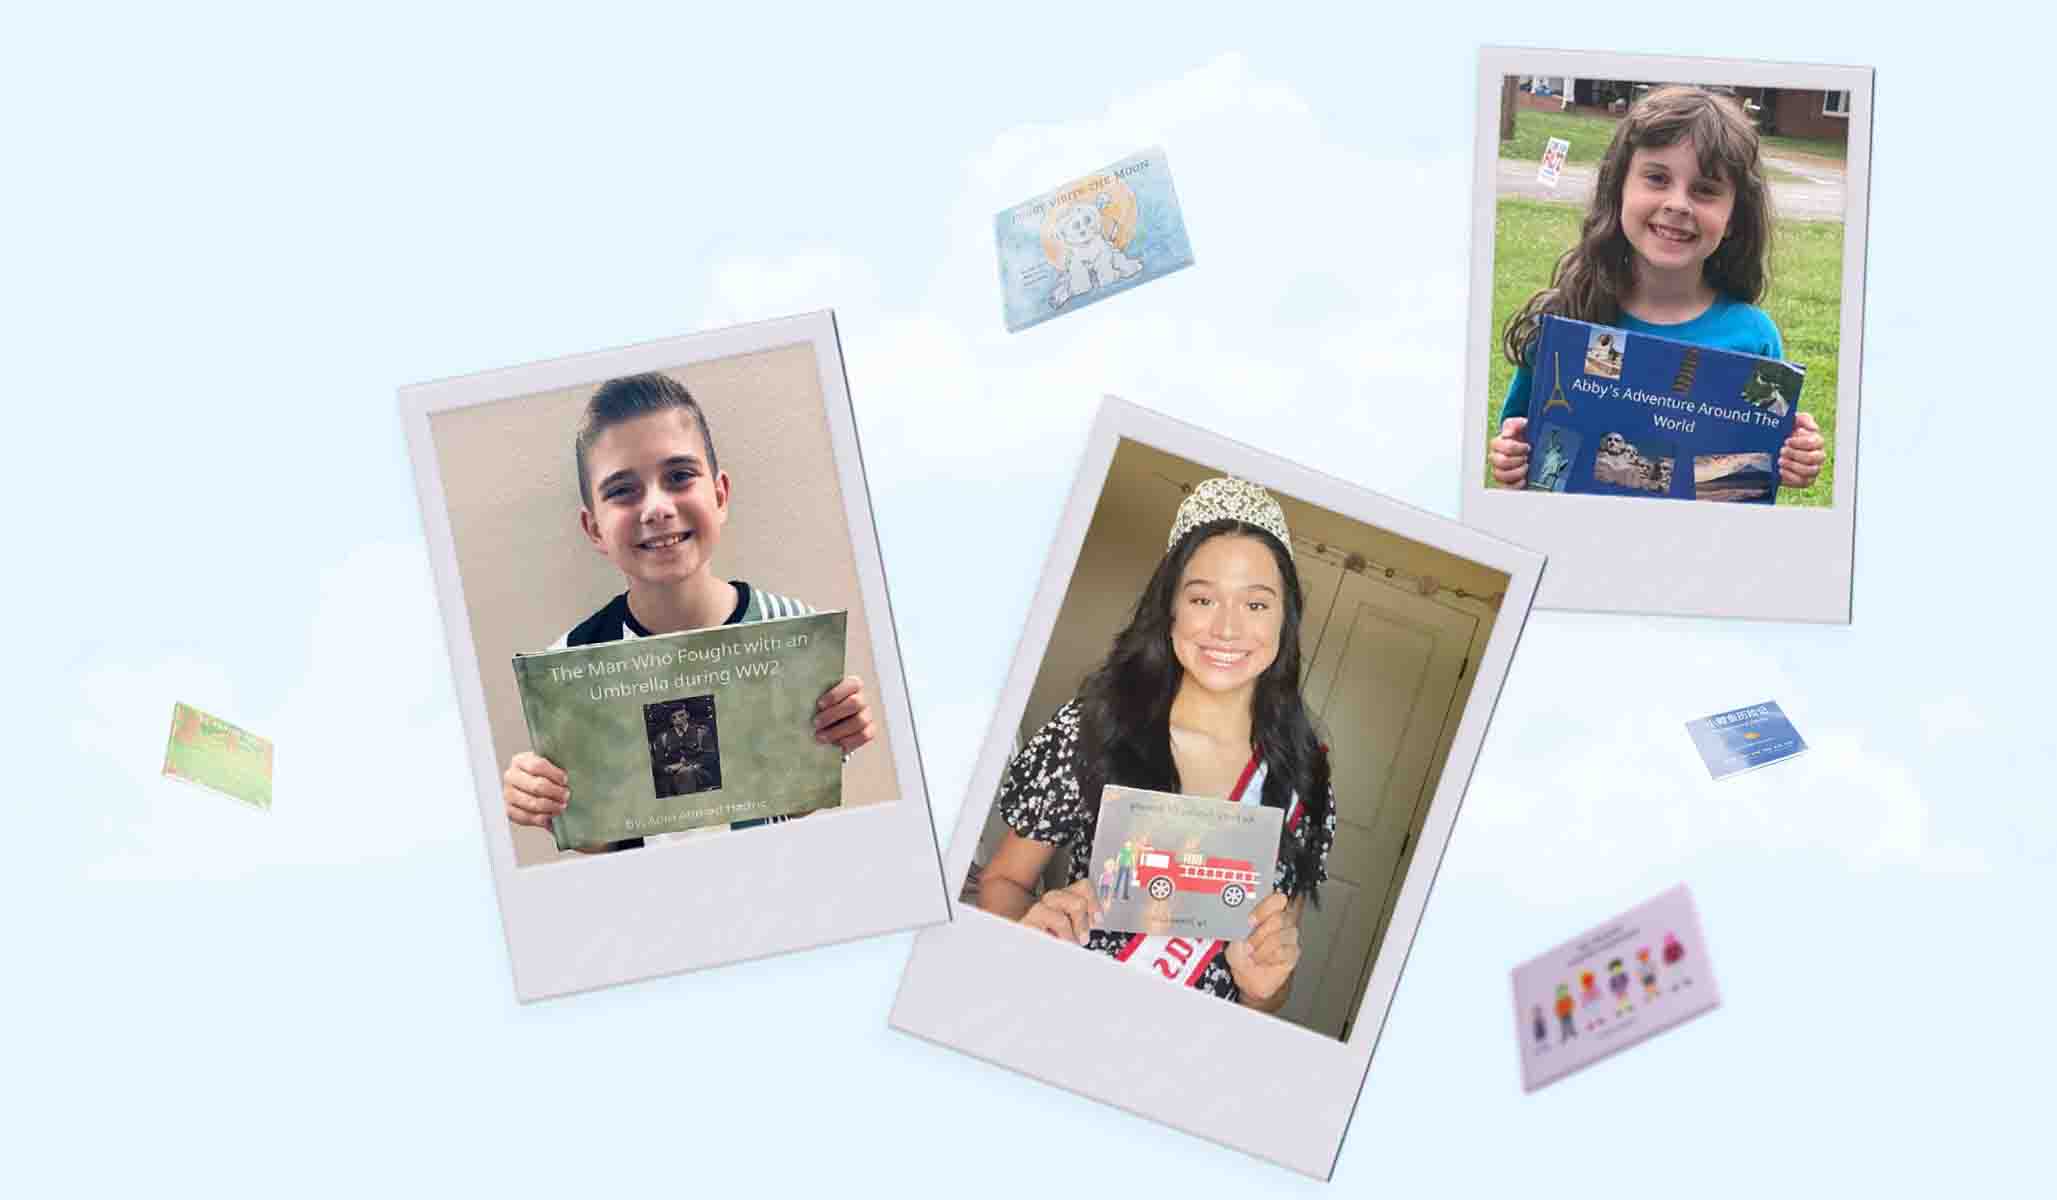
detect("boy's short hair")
[573,373,721,508]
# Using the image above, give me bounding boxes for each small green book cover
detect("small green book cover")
[161,702,274,811]
[512,610,848,851]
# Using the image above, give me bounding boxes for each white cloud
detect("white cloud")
[1455,618,1988,895]
[701,251,884,330]
[1916,692,1984,746]
[701,53,1475,520]
[81,540,475,881]
[70,656,252,858]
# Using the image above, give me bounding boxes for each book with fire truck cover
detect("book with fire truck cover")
[1086,785,1286,943]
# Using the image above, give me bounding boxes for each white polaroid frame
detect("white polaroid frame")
[1461,48,1874,622]
[890,398,1545,1179]
[400,311,948,1001]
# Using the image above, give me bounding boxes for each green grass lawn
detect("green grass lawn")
[1501,108,1841,180]
[1761,131,1848,161]
[1501,109,1624,166]
[1483,197,1842,507]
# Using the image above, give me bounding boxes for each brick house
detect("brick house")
[1756,87,1854,142]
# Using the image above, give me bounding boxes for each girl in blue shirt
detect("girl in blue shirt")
[1488,86,1827,493]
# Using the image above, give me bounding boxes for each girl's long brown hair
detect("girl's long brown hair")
[1502,86,1775,368]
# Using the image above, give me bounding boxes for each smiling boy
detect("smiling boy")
[502,372,876,852]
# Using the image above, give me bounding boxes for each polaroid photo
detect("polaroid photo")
[400,311,948,1002]
[891,398,1545,1179]
[1461,48,1874,622]
[1512,884,1720,1092]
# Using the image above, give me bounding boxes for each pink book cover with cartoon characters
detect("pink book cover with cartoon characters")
[1511,884,1720,1092]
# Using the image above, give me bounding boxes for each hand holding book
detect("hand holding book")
[1225,892,1302,1009]
[503,750,571,833]
[1488,416,1532,487]
[502,671,879,836]
[1778,411,1826,486]
[1020,879,1102,945]
[812,675,875,753]
[1496,411,1822,492]
[505,612,875,851]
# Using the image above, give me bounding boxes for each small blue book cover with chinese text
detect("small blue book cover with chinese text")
[1685,700,1808,780]
[1526,315,1802,504]
[994,148,1195,333]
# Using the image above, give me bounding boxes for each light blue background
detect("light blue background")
[15,3,2050,1194]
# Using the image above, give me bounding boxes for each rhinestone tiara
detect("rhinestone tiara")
[1167,476,1292,556]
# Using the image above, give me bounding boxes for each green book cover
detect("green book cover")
[161,702,274,811]
[512,610,848,851]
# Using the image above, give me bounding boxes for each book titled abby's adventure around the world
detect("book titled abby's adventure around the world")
[1525,314,1803,504]
[512,611,848,851]
[1087,785,1285,943]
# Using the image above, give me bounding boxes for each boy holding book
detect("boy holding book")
[502,372,876,852]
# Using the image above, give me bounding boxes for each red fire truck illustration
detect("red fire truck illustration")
[1134,848,1261,908]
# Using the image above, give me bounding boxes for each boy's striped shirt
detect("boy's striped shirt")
[551,581,815,649]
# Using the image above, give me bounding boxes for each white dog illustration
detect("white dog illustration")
[1048,194,1143,308]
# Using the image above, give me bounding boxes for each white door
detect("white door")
[1281,564,1478,1040]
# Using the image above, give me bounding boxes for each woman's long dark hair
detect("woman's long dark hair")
[1075,519,1332,902]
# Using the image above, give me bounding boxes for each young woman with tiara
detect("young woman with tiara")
[976,477,1337,1012]
[1489,85,1829,494]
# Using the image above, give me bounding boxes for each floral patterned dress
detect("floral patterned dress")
[996,699,1338,1002]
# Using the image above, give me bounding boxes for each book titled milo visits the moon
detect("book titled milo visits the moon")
[512,611,847,851]
[1525,314,1802,504]
[1087,785,1285,943]
[994,148,1194,333]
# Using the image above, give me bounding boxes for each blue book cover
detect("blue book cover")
[1525,315,1803,504]
[1685,700,1808,780]
[994,148,1195,333]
